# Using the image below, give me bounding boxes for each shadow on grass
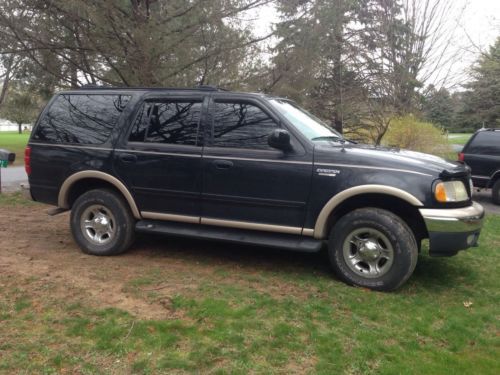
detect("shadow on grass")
[130,232,472,292]
[133,232,332,277]
[412,253,476,291]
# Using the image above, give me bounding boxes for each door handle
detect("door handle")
[118,153,137,163]
[212,159,233,170]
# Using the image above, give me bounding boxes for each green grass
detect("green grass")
[0,191,37,206]
[0,131,30,165]
[448,133,472,146]
[1,193,499,374]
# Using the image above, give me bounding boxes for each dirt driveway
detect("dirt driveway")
[0,204,329,321]
[1,197,497,322]
[472,189,500,215]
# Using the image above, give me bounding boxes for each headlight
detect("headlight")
[434,180,469,202]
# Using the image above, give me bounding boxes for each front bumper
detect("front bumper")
[419,202,485,256]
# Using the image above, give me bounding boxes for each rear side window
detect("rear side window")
[129,101,202,146]
[33,94,131,144]
[212,102,278,150]
[466,132,500,156]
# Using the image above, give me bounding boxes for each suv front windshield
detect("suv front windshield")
[269,99,343,142]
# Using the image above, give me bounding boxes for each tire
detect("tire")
[70,189,135,255]
[328,208,418,291]
[492,180,500,205]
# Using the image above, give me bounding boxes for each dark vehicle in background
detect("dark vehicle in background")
[459,129,500,205]
[23,86,485,291]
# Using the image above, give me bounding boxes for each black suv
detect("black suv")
[459,128,500,204]
[24,87,485,291]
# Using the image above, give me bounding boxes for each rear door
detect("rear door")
[200,96,313,232]
[114,94,207,220]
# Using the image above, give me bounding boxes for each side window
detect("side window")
[212,102,278,150]
[466,132,500,156]
[129,101,202,146]
[33,94,130,144]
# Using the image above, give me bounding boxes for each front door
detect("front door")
[114,95,207,220]
[201,97,312,232]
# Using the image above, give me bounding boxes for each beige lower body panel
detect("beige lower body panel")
[141,211,314,237]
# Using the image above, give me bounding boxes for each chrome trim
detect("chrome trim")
[58,171,141,219]
[314,185,424,239]
[29,143,113,152]
[203,155,312,165]
[201,217,303,235]
[419,202,485,233]
[141,211,200,224]
[316,163,433,177]
[115,149,201,158]
[471,175,489,180]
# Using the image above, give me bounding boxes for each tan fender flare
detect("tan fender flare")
[313,185,424,239]
[58,170,141,219]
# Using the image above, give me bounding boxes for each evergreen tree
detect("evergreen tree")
[463,37,500,129]
[422,85,454,130]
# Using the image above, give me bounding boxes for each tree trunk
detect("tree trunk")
[0,54,15,111]
[18,122,22,134]
[332,47,343,134]
[70,61,79,89]
[375,120,391,146]
[331,0,344,134]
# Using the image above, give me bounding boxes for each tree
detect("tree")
[266,0,456,144]
[1,86,40,133]
[0,0,273,89]
[421,85,454,130]
[462,37,500,128]
[268,0,366,134]
[352,0,457,144]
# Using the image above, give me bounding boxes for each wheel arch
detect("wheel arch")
[58,171,141,219]
[313,185,426,241]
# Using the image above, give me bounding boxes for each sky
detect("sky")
[249,0,500,90]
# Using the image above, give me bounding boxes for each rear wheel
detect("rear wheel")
[328,208,418,291]
[492,180,500,205]
[70,189,135,255]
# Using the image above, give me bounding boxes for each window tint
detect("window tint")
[212,102,278,149]
[129,101,202,146]
[34,94,130,144]
[466,131,500,156]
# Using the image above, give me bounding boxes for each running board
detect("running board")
[135,220,323,253]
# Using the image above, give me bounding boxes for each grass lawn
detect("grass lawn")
[448,133,473,146]
[0,131,30,165]
[0,193,499,374]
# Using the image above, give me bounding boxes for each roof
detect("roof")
[58,85,274,100]
[76,84,225,92]
[477,128,500,132]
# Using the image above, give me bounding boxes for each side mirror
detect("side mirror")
[268,129,291,151]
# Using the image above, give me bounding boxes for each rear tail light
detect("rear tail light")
[458,152,464,162]
[24,146,31,176]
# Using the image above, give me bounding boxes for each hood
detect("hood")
[314,142,469,178]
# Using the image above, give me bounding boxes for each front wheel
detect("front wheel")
[328,208,418,291]
[70,189,135,255]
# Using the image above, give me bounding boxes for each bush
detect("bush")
[383,115,452,157]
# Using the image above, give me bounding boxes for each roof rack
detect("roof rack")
[76,84,226,91]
